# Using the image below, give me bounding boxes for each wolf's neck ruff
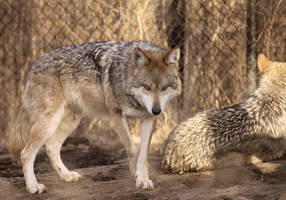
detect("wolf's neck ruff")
[243,87,286,138]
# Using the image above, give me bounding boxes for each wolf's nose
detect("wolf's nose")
[152,107,161,115]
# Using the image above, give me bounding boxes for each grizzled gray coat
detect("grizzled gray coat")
[10,41,170,154]
[9,40,182,194]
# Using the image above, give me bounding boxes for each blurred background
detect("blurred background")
[0,0,285,151]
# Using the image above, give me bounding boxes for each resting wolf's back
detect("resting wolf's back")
[162,55,286,173]
[162,103,286,172]
[8,41,167,157]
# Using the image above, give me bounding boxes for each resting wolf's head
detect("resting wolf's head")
[129,46,182,116]
[258,54,286,93]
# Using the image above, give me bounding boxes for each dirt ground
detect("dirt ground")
[1,137,286,200]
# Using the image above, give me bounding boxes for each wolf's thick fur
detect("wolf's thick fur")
[9,41,182,194]
[162,54,286,173]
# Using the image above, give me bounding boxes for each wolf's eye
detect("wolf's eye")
[161,85,169,91]
[143,85,151,91]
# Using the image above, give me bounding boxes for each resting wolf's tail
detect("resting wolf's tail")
[8,104,32,162]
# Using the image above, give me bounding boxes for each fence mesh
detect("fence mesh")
[0,0,286,146]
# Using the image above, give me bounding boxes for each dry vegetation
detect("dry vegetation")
[183,0,248,117]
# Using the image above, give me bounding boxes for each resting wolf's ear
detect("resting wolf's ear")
[165,47,180,66]
[258,54,271,73]
[134,47,150,65]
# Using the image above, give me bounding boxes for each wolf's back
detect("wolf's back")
[9,104,32,161]
[161,105,255,172]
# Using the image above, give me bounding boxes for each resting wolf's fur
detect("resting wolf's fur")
[9,41,182,194]
[162,54,286,173]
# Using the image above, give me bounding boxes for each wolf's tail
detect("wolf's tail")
[8,104,32,162]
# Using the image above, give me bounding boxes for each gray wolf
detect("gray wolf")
[162,54,286,173]
[8,41,182,194]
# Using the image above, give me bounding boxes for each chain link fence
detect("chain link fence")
[0,0,286,147]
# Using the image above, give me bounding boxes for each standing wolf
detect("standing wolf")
[162,54,286,173]
[8,41,182,194]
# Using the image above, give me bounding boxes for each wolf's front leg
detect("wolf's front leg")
[112,116,138,176]
[136,117,154,190]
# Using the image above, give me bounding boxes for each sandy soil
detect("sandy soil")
[1,137,286,200]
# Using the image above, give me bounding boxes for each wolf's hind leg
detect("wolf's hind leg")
[21,105,65,194]
[45,110,81,182]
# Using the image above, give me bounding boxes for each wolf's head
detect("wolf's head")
[258,54,286,93]
[129,46,182,116]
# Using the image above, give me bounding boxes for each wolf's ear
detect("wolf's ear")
[134,47,150,65]
[165,47,180,66]
[258,54,271,73]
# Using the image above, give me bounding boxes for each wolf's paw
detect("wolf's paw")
[135,171,154,190]
[136,177,154,190]
[135,164,154,190]
[26,183,47,194]
[61,171,82,182]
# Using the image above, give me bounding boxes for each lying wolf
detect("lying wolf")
[162,54,286,173]
[9,41,182,194]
